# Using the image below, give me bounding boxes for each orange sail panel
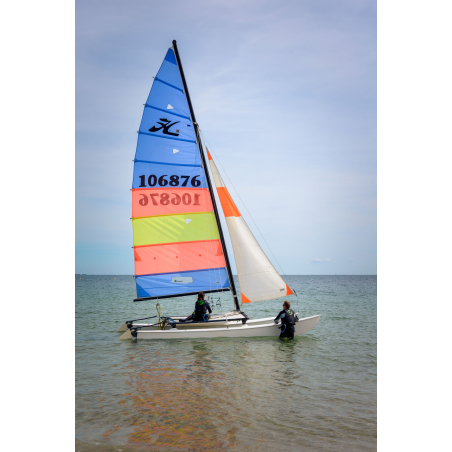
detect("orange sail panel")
[216,187,241,218]
[134,240,226,276]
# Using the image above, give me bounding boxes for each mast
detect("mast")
[172,40,240,312]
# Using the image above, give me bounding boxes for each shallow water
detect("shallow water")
[75,275,376,451]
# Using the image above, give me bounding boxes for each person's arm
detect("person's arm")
[206,301,212,314]
[274,310,283,323]
[294,313,299,322]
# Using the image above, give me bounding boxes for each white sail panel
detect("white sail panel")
[206,149,293,303]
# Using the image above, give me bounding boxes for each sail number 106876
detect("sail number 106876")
[138,192,202,207]
[138,174,201,187]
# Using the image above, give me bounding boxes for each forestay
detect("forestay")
[206,150,293,303]
[132,48,230,300]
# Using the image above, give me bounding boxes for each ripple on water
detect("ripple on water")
[76,275,377,451]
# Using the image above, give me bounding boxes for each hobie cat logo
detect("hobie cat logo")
[149,118,180,136]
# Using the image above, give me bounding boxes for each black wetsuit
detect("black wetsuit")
[193,298,212,321]
[179,299,212,323]
[274,308,299,340]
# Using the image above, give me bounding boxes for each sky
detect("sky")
[75,0,376,275]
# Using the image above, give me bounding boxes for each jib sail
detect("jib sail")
[206,149,294,303]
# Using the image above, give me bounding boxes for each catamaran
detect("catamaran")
[118,40,320,340]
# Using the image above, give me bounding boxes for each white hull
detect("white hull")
[175,316,274,330]
[120,315,320,340]
[117,311,247,333]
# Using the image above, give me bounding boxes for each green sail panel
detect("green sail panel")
[132,212,219,247]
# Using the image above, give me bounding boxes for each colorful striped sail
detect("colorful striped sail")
[132,48,230,300]
[206,149,294,303]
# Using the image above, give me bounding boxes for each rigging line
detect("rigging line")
[197,145,227,305]
[205,175,226,301]
[198,166,220,298]
[193,121,214,298]
[199,129,288,277]
[203,165,227,306]
[200,140,231,306]
[197,134,223,300]
[200,169,213,295]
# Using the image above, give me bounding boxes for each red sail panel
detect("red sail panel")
[134,240,226,276]
[132,188,213,218]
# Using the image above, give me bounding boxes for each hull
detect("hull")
[117,311,247,333]
[175,316,274,330]
[117,316,276,338]
[128,315,320,340]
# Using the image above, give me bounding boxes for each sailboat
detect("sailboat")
[118,40,320,340]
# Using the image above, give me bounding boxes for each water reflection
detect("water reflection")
[103,341,250,450]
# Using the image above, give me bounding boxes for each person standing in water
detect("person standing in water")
[179,292,212,322]
[274,301,299,340]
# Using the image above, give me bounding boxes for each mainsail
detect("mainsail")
[206,150,294,303]
[132,47,231,301]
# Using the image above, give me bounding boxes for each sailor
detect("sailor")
[179,292,212,322]
[274,301,299,340]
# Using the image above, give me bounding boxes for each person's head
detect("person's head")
[283,301,290,310]
[198,292,205,301]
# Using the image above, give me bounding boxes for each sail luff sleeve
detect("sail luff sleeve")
[206,149,294,303]
[131,47,230,300]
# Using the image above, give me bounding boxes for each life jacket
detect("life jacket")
[281,309,296,326]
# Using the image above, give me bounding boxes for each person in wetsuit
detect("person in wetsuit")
[179,292,212,322]
[274,301,299,340]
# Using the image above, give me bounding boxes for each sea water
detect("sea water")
[75,275,376,451]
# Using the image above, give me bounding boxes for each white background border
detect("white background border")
[2,0,451,450]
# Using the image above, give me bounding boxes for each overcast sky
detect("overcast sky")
[75,0,376,275]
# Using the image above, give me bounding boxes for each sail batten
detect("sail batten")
[153,77,185,92]
[145,105,191,120]
[134,287,231,302]
[131,47,230,300]
[133,160,201,167]
[138,131,197,143]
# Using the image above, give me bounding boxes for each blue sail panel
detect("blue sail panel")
[135,268,230,299]
[146,82,190,119]
[132,161,208,189]
[139,107,196,142]
[164,49,177,65]
[135,135,201,166]
[154,49,183,91]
